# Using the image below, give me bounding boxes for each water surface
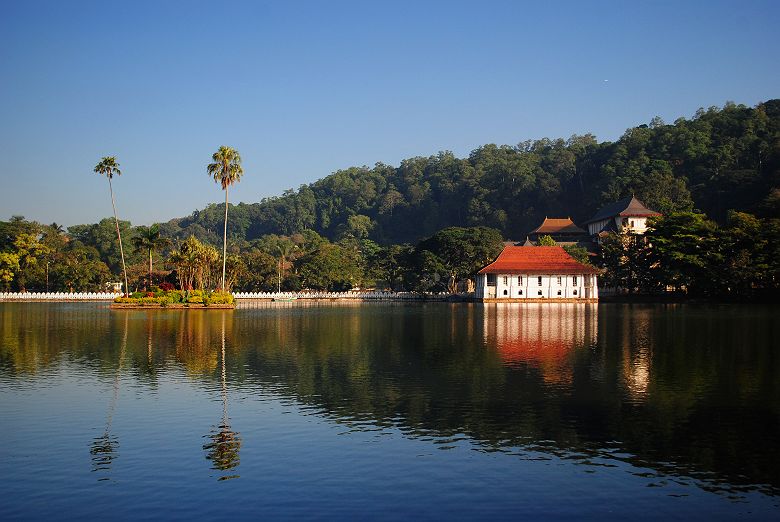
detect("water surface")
[1,302,778,520]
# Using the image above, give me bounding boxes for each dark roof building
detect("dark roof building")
[585,196,660,224]
[525,217,595,251]
[529,217,587,236]
[584,196,661,240]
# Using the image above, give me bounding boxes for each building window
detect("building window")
[537,290,543,296]
[487,274,496,287]
[502,276,508,285]
[573,276,578,285]
[556,276,562,285]
[503,289,508,296]
[557,290,562,296]
[517,276,522,285]
[537,276,543,286]
[630,220,635,227]
[518,289,523,296]
[573,289,578,296]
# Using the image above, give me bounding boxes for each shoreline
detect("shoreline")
[108,303,235,309]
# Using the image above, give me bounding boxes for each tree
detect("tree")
[55,244,111,292]
[298,242,363,291]
[537,235,557,246]
[273,239,297,293]
[562,244,592,266]
[0,252,19,289]
[94,157,129,295]
[234,250,277,291]
[132,224,171,289]
[414,227,504,293]
[224,254,245,292]
[167,235,220,291]
[207,146,244,290]
[597,232,653,293]
[646,213,721,295]
[13,233,50,291]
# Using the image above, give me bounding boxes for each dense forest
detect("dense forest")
[161,100,779,245]
[1,100,779,296]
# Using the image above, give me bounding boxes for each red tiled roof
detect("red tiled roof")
[530,217,586,235]
[478,246,599,275]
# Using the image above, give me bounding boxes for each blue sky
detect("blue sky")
[1,0,778,226]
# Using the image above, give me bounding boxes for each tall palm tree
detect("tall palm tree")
[132,224,171,289]
[94,156,129,296]
[275,240,296,293]
[207,146,244,291]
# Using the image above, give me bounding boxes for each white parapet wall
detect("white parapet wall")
[0,291,450,301]
[0,292,122,301]
[232,291,449,301]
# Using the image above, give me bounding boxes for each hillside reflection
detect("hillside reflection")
[0,302,778,496]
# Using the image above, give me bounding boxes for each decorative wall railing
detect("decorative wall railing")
[0,292,122,301]
[0,291,450,301]
[233,291,449,301]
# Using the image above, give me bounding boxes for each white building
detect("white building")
[475,246,599,302]
[584,196,661,241]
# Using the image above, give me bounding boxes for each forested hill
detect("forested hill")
[162,100,780,245]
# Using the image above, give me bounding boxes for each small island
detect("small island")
[110,287,235,309]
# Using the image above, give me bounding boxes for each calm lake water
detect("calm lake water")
[0,302,778,520]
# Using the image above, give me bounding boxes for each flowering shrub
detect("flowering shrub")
[114,296,172,306]
[113,289,233,306]
[159,282,175,291]
[206,291,234,305]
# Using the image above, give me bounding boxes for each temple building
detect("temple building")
[527,217,588,244]
[475,246,599,302]
[584,196,661,242]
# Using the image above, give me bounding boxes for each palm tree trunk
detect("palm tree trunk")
[109,177,129,296]
[149,249,153,289]
[222,186,228,291]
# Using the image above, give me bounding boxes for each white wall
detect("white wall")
[486,273,597,299]
[589,216,651,238]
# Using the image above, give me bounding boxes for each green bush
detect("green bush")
[207,291,234,305]
[114,289,232,306]
[166,290,183,303]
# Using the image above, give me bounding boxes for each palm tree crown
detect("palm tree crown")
[94,156,121,179]
[207,146,244,291]
[208,146,243,189]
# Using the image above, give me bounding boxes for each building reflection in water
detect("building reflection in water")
[203,312,241,481]
[483,303,597,385]
[617,307,653,401]
[90,312,129,479]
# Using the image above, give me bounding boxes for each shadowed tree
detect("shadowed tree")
[94,157,129,296]
[132,224,171,289]
[207,146,244,290]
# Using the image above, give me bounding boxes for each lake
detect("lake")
[0,302,778,520]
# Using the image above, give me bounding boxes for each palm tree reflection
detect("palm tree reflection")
[90,312,128,478]
[203,312,240,480]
